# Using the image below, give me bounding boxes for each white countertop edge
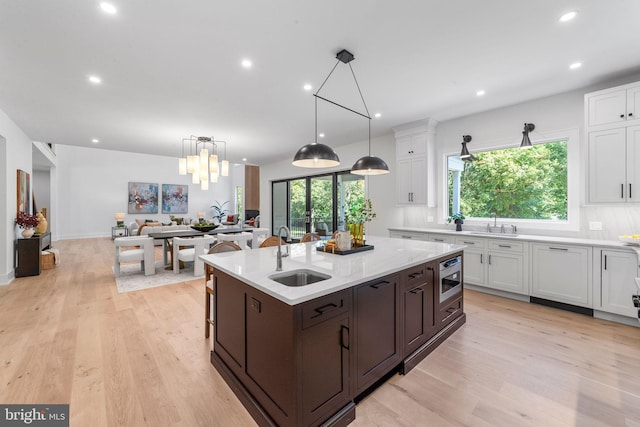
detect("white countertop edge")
[200,236,465,305]
[388,227,640,250]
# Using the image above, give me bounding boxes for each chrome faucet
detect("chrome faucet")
[276,225,290,271]
[490,212,497,227]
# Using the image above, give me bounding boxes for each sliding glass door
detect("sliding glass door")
[272,171,364,239]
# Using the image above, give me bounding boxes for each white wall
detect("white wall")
[55,145,234,239]
[0,109,34,285]
[260,134,401,238]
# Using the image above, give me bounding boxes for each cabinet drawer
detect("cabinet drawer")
[302,289,351,330]
[439,296,463,329]
[389,231,426,240]
[454,236,486,248]
[428,234,453,243]
[487,240,524,252]
[402,263,432,290]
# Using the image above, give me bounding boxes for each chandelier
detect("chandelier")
[178,136,229,190]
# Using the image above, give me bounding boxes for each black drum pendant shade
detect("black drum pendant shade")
[351,155,389,175]
[292,142,340,168]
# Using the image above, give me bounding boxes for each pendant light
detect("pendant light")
[294,49,388,173]
[520,123,535,148]
[292,96,340,168]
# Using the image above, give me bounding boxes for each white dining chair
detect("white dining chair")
[114,236,155,276]
[217,232,253,249]
[173,235,215,276]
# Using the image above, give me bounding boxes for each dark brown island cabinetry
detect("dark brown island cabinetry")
[210,250,465,427]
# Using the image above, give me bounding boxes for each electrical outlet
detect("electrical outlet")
[589,221,603,231]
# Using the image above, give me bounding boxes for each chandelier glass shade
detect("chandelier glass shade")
[178,136,229,189]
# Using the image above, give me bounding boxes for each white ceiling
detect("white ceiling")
[2,1,640,166]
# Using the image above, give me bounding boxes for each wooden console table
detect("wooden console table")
[15,232,51,277]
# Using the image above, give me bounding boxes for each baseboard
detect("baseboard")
[465,284,529,302]
[0,271,15,286]
[530,296,594,316]
[594,310,640,327]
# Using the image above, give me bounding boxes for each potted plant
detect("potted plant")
[344,198,376,247]
[210,200,229,224]
[15,211,39,238]
[447,212,465,231]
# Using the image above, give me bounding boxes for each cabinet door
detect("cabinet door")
[531,244,591,307]
[245,292,294,423]
[626,126,640,201]
[588,128,627,203]
[301,312,350,426]
[627,86,640,124]
[354,275,401,394]
[461,248,486,286]
[428,234,452,244]
[404,277,436,355]
[587,89,627,127]
[600,250,639,317]
[396,136,412,159]
[410,157,427,204]
[396,158,413,204]
[487,251,526,294]
[410,133,427,156]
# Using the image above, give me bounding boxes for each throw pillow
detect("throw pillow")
[248,217,255,227]
[226,215,234,223]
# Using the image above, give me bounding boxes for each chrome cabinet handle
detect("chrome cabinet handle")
[498,244,511,248]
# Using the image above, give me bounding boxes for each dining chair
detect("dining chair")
[172,235,215,276]
[259,236,287,248]
[301,233,322,242]
[113,236,155,277]
[205,241,242,339]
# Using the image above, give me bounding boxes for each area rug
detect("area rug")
[114,260,203,293]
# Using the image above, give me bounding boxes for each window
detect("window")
[272,171,365,238]
[235,186,243,221]
[447,140,568,222]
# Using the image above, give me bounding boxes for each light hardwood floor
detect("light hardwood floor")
[1,237,639,426]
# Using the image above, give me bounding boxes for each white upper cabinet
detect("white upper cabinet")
[586,83,640,130]
[393,119,437,207]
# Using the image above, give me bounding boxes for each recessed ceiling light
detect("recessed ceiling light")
[569,62,582,70]
[241,59,252,68]
[91,139,99,143]
[319,133,325,138]
[88,75,102,84]
[303,84,312,91]
[100,2,117,14]
[476,90,485,96]
[374,113,381,118]
[559,11,577,22]
[242,158,247,162]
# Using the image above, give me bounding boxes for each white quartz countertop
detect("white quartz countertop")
[200,235,464,305]
[388,226,640,250]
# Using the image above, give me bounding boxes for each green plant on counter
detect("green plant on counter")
[447,212,465,223]
[344,198,376,225]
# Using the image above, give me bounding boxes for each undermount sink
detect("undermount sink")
[268,269,331,287]
[470,232,519,238]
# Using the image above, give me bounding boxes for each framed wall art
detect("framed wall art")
[16,169,31,215]
[162,184,188,214]
[128,182,159,214]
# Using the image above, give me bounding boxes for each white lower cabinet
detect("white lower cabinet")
[454,236,486,287]
[427,234,452,244]
[389,231,427,240]
[531,244,592,308]
[486,241,527,295]
[597,249,639,317]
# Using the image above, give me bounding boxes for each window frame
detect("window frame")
[441,128,580,232]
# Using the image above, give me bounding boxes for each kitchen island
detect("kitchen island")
[201,236,466,426]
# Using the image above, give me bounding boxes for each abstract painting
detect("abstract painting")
[128,182,159,214]
[16,169,31,215]
[162,184,188,214]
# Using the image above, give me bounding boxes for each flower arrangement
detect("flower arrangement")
[15,211,39,229]
[344,198,376,225]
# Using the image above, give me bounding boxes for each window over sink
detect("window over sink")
[445,128,579,231]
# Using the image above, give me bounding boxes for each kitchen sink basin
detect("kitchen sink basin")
[470,232,519,238]
[268,269,331,287]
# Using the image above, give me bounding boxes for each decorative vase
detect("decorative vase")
[21,228,34,238]
[455,219,463,232]
[35,212,48,234]
[349,223,364,247]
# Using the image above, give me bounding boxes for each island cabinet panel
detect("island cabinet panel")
[403,263,437,356]
[214,269,246,374]
[245,289,296,425]
[353,273,402,395]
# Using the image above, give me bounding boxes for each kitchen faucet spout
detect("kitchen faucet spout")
[276,226,290,271]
